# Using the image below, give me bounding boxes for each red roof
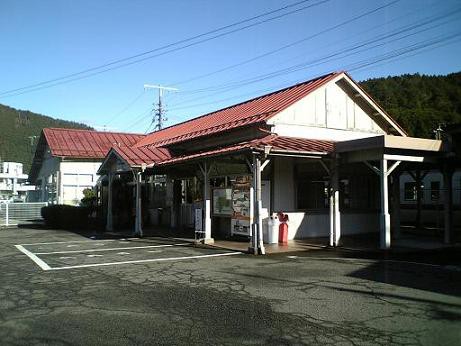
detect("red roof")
[43,128,145,159]
[111,145,172,167]
[135,72,341,148]
[155,135,334,166]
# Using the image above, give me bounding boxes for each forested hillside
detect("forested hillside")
[359,72,461,138]
[0,104,91,173]
[0,72,459,174]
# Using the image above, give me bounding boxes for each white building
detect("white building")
[95,71,454,250]
[0,162,35,202]
[28,128,144,205]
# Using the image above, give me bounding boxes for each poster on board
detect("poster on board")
[231,176,251,236]
[212,188,232,216]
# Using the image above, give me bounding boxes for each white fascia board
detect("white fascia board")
[341,73,407,137]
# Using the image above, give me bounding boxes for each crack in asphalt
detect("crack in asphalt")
[1,229,461,345]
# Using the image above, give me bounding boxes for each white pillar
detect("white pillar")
[329,190,334,247]
[253,155,265,255]
[443,167,454,244]
[134,171,143,237]
[106,173,113,231]
[12,178,17,196]
[57,171,64,204]
[202,162,213,243]
[249,185,255,251]
[330,157,341,247]
[5,203,9,226]
[380,159,391,249]
[391,174,401,239]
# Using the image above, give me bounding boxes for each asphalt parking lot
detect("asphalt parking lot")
[15,237,241,271]
[1,226,461,345]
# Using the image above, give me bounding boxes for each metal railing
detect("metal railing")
[0,202,47,227]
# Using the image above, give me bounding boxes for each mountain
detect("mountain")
[359,72,461,138]
[0,104,92,174]
[1,72,460,174]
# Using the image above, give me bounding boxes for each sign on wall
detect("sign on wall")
[212,188,232,216]
[231,176,251,236]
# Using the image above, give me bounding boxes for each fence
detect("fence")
[0,202,47,227]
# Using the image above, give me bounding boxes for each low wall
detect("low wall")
[264,211,380,240]
[400,209,461,227]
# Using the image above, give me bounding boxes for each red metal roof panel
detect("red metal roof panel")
[135,72,341,148]
[44,128,145,159]
[154,135,334,166]
[112,145,172,167]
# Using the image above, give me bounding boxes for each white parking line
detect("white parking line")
[33,243,190,255]
[20,239,118,246]
[15,245,51,271]
[47,252,243,271]
[19,238,141,246]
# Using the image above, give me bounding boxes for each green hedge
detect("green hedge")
[41,205,91,229]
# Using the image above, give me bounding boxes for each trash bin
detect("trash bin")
[267,214,279,244]
[278,212,289,245]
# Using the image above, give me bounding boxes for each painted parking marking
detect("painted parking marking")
[16,241,242,271]
[46,252,243,271]
[33,243,189,255]
[15,245,51,271]
[20,239,120,246]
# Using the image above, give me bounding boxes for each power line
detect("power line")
[105,90,146,126]
[167,29,461,118]
[170,0,401,87]
[168,7,461,109]
[143,84,179,131]
[173,1,453,98]
[0,0,329,98]
[124,107,153,132]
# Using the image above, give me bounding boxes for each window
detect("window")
[340,179,350,209]
[297,180,329,210]
[431,181,440,201]
[404,182,417,201]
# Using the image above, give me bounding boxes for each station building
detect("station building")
[91,71,455,251]
[29,128,143,205]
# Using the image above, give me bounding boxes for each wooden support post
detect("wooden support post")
[106,173,113,231]
[391,173,401,239]
[134,171,143,237]
[380,159,391,249]
[172,179,182,230]
[415,170,422,230]
[200,162,213,244]
[254,155,265,255]
[330,156,341,247]
[443,166,454,244]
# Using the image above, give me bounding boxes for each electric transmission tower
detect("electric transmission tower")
[144,84,178,131]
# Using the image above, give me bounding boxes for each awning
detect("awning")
[155,134,334,167]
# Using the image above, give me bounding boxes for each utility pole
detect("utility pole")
[143,84,178,131]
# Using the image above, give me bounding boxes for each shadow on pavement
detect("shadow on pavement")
[348,260,461,297]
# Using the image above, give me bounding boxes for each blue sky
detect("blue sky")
[1,0,460,133]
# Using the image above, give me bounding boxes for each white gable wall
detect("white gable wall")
[59,161,101,205]
[35,144,102,205]
[268,80,387,141]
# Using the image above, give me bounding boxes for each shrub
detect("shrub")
[41,204,91,229]
[80,188,97,208]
